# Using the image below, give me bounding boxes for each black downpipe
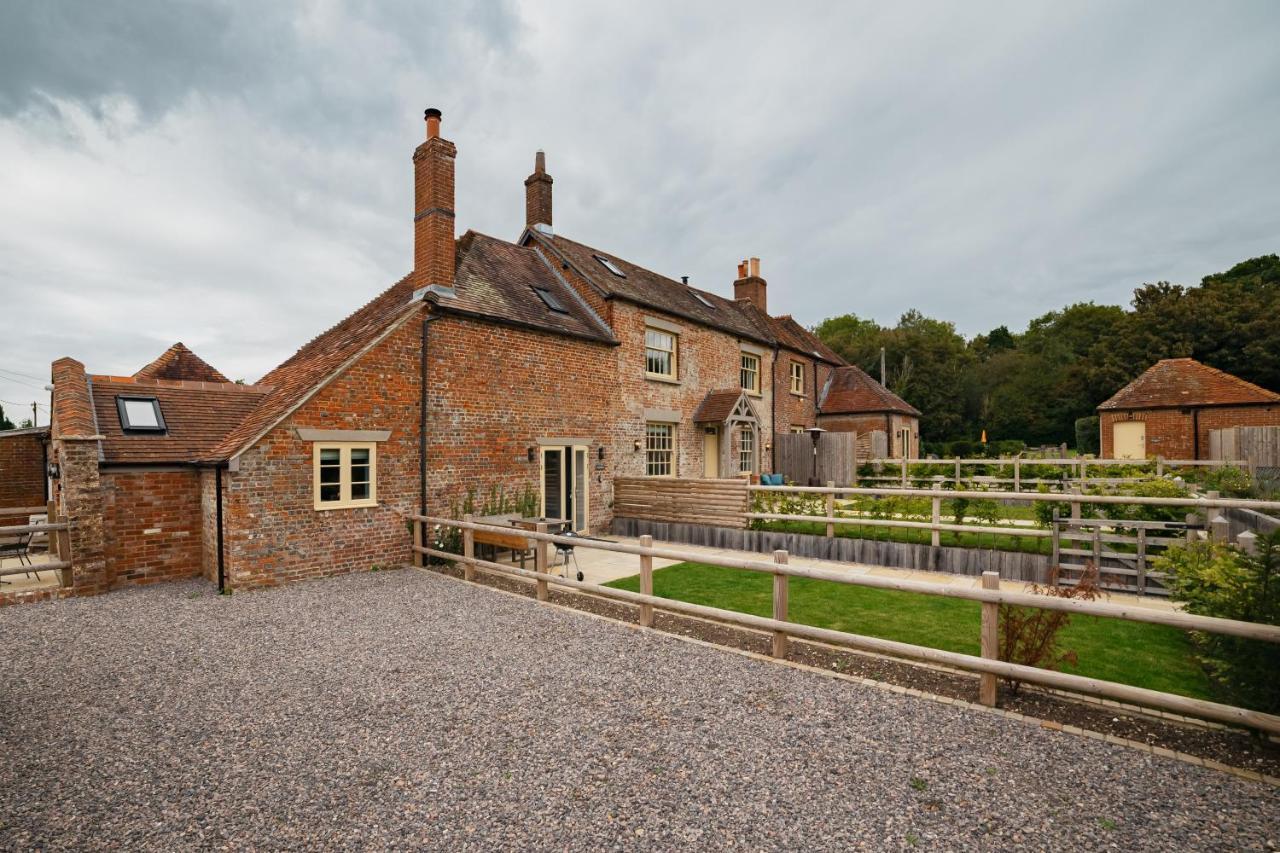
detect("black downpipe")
[770,345,779,472]
[420,316,430,516]
[215,463,226,593]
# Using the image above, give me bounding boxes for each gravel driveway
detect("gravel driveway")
[1,569,1276,850]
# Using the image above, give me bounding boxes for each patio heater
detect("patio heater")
[804,426,826,486]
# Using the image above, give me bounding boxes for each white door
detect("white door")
[1113,421,1146,459]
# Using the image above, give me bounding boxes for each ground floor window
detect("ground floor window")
[313,442,377,509]
[646,422,674,476]
[739,426,754,473]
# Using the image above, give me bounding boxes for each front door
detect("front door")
[541,445,590,532]
[1113,421,1146,459]
[703,427,720,478]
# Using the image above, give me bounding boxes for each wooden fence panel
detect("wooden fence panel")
[817,431,857,486]
[613,477,749,528]
[773,432,859,486]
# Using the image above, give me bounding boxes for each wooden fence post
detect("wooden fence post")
[979,571,999,707]
[412,517,423,568]
[1186,512,1199,544]
[772,550,789,659]
[901,457,908,488]
[930,481,942,548]
[1092,528,1102,569]
[954,458,962,488]
[1135,528,1147,595]
[1013,458,1021,493]
[1069,487,1081,523]
[1211,515,1230,544]
[1050,508,1060,570]
[535,521,549,601]
[47,499,71,588]
[639,534,654,628]
[1156,456,1165,477]
[825,481,835,539]
[462,513,475,581]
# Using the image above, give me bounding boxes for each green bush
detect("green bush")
[1074,416,1100,455]
[1155,531,1280,713]
[1198,465,1254,498]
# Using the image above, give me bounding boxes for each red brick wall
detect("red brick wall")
[0,429,46,525]
[610,301,775,478]
[224,314,423,589]
[1102,405,1280,459]
[817,412,919,457]
[426,314,618,531]
[102,469,202,586]
[774,353,828,433]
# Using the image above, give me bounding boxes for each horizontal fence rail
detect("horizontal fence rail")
[0,506,73,584]
[751,484,1280,512]
[409,514,1280,735]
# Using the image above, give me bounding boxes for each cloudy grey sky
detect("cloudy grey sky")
[2,1,1278,425]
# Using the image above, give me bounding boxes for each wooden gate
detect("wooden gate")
[1050,512,1198,596]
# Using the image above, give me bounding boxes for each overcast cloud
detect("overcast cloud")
[2,0,1278,424]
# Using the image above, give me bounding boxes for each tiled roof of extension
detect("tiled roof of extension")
[530,231,843,364]
[90,375,269,464]
[134,342,229,383]
[1098,358,1280,411]
[819,365,920,417]
[692,389,748,423]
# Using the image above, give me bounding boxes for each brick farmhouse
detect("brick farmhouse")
[1098,358,1280,459]
[16,109,920,597]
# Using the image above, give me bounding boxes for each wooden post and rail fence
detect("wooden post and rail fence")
[0,502,74,587]
[854,455,1254,492]
[408,513,1280,736]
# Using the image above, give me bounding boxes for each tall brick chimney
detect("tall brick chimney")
[733,257,767,313]
[413,107,457,289]
[524,150,553,230]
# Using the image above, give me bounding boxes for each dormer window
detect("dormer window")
[116,396,166,433]
[594,255,626,277]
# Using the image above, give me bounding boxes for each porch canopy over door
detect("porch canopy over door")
[692,389,762,476]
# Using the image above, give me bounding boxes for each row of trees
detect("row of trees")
[814,254,1280,448]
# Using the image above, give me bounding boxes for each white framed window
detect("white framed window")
[645,422,674,476]
[790,361,805,395]
[313,442,377,510]
[739,426,754,474]
[790,425,806,434]
[740,352,760,394]
[645,327,678,379]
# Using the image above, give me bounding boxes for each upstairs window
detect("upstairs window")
[790,361,805,395]
[532,286,569,314]
[645,327,677,379]
[740,352,760,394]
[313,442,377,510]
[645,422,674,476]
[116,396,166,433]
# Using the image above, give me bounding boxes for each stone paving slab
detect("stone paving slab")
[0,570,1273,850]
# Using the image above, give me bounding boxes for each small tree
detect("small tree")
[998,563,1101,693]
[0,403,15,431]
[1074,416,1100,455]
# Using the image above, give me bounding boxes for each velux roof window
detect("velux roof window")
[690,291,716,310]
[532,286,569,314]
[116,396,167,433]
[593,254,626,277]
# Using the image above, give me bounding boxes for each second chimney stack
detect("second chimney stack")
[733,257,767,313]
[525,150,553,230]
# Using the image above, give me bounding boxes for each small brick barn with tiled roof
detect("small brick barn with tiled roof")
[1097,358,1280,459]
[815,365,920,458]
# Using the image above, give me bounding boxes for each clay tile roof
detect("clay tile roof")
[819,365,920,417]
[134,343,229,383]
[535,232,772,344]
[735,303,845,366]
[205,274,422,462]
[693,389,747,423]
[448,231,615,343]
[1097,358,1280,411]
[89,375,270,464]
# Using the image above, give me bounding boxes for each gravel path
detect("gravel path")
[1,569,1276,851]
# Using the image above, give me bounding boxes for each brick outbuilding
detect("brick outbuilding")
[35,108,898,596]
[816,365,920,457]
[1097,358,1280,459]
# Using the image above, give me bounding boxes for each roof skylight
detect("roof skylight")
[690,291,716,309]
[116,396,167,433]
[532,286,569,314]
[593,255,626,277]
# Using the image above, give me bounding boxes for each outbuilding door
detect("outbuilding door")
[703,428,720,478]
[1114,421,1146,459]
[540,445,590,533]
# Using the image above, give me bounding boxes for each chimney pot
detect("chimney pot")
[749,257,760,277]
[535,150,546,173]
[424,107,442,139]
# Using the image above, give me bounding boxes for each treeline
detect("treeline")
[814,254,1280,448]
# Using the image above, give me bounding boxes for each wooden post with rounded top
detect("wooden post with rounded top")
[412,517,423,568]
[772,550,790,659]
[979,571,1000,707]
[535,522,549,601]
[462,513,475,581]
[639,534,654,627]
[825,482,835,539]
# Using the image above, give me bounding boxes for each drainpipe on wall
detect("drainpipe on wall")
[770,344,779,472]
[419,312,443,517]
[215,463,226,593]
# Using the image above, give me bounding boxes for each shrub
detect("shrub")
[1156,531,1280,713]
[1198,465,1254,498]
[1074,416,1100,455]
[950,440,977,458]
[999,563,1102,693]
[993,439,1026,457]
[1106,478,1191,524]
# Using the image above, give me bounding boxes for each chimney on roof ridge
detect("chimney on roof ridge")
[413,107,457,289]
[733,256,767,314]
[525,149,553,231]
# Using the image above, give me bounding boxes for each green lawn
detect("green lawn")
[608,562,1213,701]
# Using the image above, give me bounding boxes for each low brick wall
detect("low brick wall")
[612,517,1051,583]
